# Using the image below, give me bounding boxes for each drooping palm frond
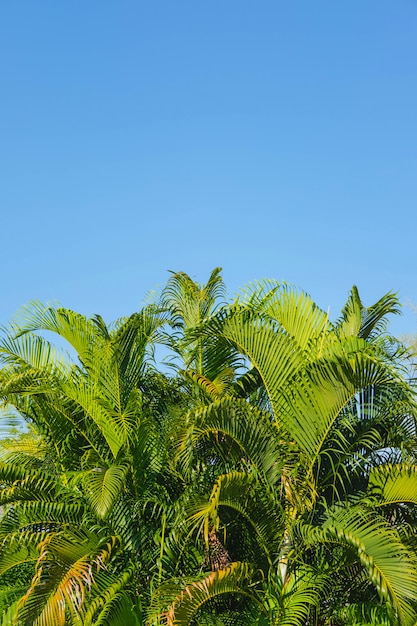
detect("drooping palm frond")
[0,327,71,376]
[172,397,285,484]
[0,530,40,583]
[150,562,264,626]
[77,564,141,626]
[0,462,60,503]
[186,471,284,567]
[15,529,121,626]
[180,369,236,401]
[281,340,413,467]
[296,504,417,626]
[11,301,106,365]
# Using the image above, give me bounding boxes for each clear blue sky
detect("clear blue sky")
[2,1,416,338]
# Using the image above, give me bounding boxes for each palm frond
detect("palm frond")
[80,564,139,626]
[368,463,417,507]
[296,505,417,625]
[151,562,263,626]
[15,530,120,626]
[336,287,401,341]
[83,462,129,519]
[173,398,284,485]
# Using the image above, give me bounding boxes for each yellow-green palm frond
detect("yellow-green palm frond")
[296,505,417,626]
[336,287,401,341]
[11,301,106,364]
[181,368,235,401]
[150,562,263,626]
[368,463,417,507]
[83,461,129,520]
[15,529,121,626]
[173,397,285,484]
[187,471,285,568]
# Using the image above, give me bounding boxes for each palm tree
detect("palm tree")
[0,300,194,625]
[159,268,244,403]
[155,282,417,625]
[1,273,417,626]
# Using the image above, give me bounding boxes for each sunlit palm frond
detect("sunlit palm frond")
[368,463,417,507]
[336,287,401,341]
[16,530,120,626]
[0,328,71,374]
[151,562,262,626]
[296,505,417,626]
[181,369,234,401]
[258,285,331,355]
[11,302,105,364]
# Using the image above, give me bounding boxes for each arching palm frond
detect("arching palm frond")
[368,463,417,507]
[173,397,285,485]
[11,301,106,365]
[15,530,121,626]
[150,562,263,626]
[83,461,129,520]
[77,564,141,626]
[296,504,417,626]
[186,471,285,567]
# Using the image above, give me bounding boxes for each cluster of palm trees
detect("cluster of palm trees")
[0,268,416,625]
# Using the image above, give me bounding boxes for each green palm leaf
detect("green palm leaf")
[297,505,417,625]
[84,462,129,519]
[368,464,417,507]
[152,562,263,626]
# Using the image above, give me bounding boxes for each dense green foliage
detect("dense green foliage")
[0,268,417,625]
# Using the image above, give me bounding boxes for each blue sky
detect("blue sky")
[2,1,416,339]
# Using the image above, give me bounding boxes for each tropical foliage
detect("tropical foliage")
[0,268,416,625]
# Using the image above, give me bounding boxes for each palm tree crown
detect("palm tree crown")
[0,270,416,626]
